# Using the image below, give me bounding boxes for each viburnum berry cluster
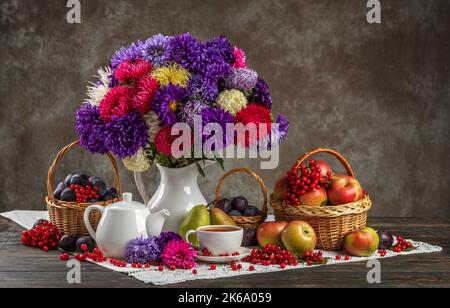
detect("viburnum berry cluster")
[301,250,326,266]
[242,244,299,268]
[392,236,414,253]
[285,159,333,206]
[70,184,100,203]
[21,221,63,252]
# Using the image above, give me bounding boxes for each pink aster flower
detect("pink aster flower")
[132,75,159,115]
[233,46,246,68]
[114,59,152,84]
[161,240,197,270]
[99,86,134,122]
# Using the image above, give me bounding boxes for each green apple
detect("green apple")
[281,221,317,253]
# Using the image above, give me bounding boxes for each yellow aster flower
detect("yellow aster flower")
[123,148,152,172]
[151,63,191,88]
[216,89,248,115]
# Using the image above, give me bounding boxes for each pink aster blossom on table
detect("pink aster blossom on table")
[233,46,246,68]
[160,240,197,270]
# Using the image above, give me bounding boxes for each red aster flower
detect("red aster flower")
[114,59,152,84]
[235,103,272,147]
[155,127,192,157]
[132,75,159,115]
[99,86,134,122]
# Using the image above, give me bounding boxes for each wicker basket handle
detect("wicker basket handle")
[292,148,355,177]
[215,168,268,214]
[46,140,122,201]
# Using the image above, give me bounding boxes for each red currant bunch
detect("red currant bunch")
[392,236,414,253]
[301,250,326,266]
[242,244,299,267]
[200,248,213,257]
[377,249,387,257]
[285,160,333,206]
[70,184,100,203]
[21,221,63,251]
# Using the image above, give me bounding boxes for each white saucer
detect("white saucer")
[196,247,251,263]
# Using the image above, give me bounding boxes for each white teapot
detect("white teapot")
[83,193,170,258]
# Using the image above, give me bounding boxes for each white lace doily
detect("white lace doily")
[0,211,443,286]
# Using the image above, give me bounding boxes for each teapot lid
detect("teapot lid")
[109,192,145,210]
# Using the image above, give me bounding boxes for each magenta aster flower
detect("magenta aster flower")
[75,104,108,154]
[161,240,197,270]
[153,84,187,127]
[104,113,149,159]
[233,46,246,68]
[141,34,173,67]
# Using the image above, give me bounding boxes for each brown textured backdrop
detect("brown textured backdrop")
[0,0,449,217]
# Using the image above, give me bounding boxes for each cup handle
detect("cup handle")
[185,230,197,244]
[83,205,104,241]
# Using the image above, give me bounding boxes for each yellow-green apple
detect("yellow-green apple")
[257,221,288,247]
[299,187,328,207]
[343,227,379,257]
[281,221,317,253]
[273,175,288,199]
[315,160,333,177]
[327,174,363,206]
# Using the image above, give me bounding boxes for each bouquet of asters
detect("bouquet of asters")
[75,33,289,174]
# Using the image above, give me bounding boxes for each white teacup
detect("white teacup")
[185,225,243,256]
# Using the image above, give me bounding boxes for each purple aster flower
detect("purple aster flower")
[141,34,173,67]
[195,107,235,150]
[164,33,205,72]
[178,100,209,128]
[273,113,289,144]
[75,104,108,154]
[104,112,149,159]
[224,68,258,91]
[187,75,219,102]
[125,236,161,264]
[156,232,182,252]
[110,40,145,70]
[252,77,272,109]
[206,35,235,64]
[153,84,187,127]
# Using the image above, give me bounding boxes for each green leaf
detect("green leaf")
[215,155,225,170]
[196,161,206,177]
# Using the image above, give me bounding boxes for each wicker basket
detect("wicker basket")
[214,168,268,229]
[270,148,372,251]
[45,141,122,236]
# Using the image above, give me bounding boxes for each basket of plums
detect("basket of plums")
[213,168,268,229]
[270,148,372,251]
[45,141,121,236]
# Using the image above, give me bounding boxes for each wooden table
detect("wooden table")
[0,216,448,288]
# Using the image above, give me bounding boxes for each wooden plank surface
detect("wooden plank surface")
[0,216,448,288]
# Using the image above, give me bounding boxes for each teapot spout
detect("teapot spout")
[146,209,171,237]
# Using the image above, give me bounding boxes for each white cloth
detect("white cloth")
[0,210,443,285]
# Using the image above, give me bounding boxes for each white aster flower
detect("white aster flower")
[86,67,113,106]
[143,111,161,143]
[123,148,152,172]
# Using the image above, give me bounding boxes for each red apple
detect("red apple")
[257,221,288,247]
[315,160,333,177]
[344,227,379,257]
[327,174,364,206]
[281,221,317,253]
[273,175,289,199]
[299,187,327,207]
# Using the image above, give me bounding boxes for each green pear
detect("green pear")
[210,208,237,226]
[179,205,210,246]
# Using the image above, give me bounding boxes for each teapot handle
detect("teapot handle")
[84,205,105,241]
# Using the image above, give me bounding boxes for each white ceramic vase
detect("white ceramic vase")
[134,163,211,233]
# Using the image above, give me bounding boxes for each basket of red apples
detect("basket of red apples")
[45,141,122,236]
[214,168,268,229]
[270,148,372,251]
